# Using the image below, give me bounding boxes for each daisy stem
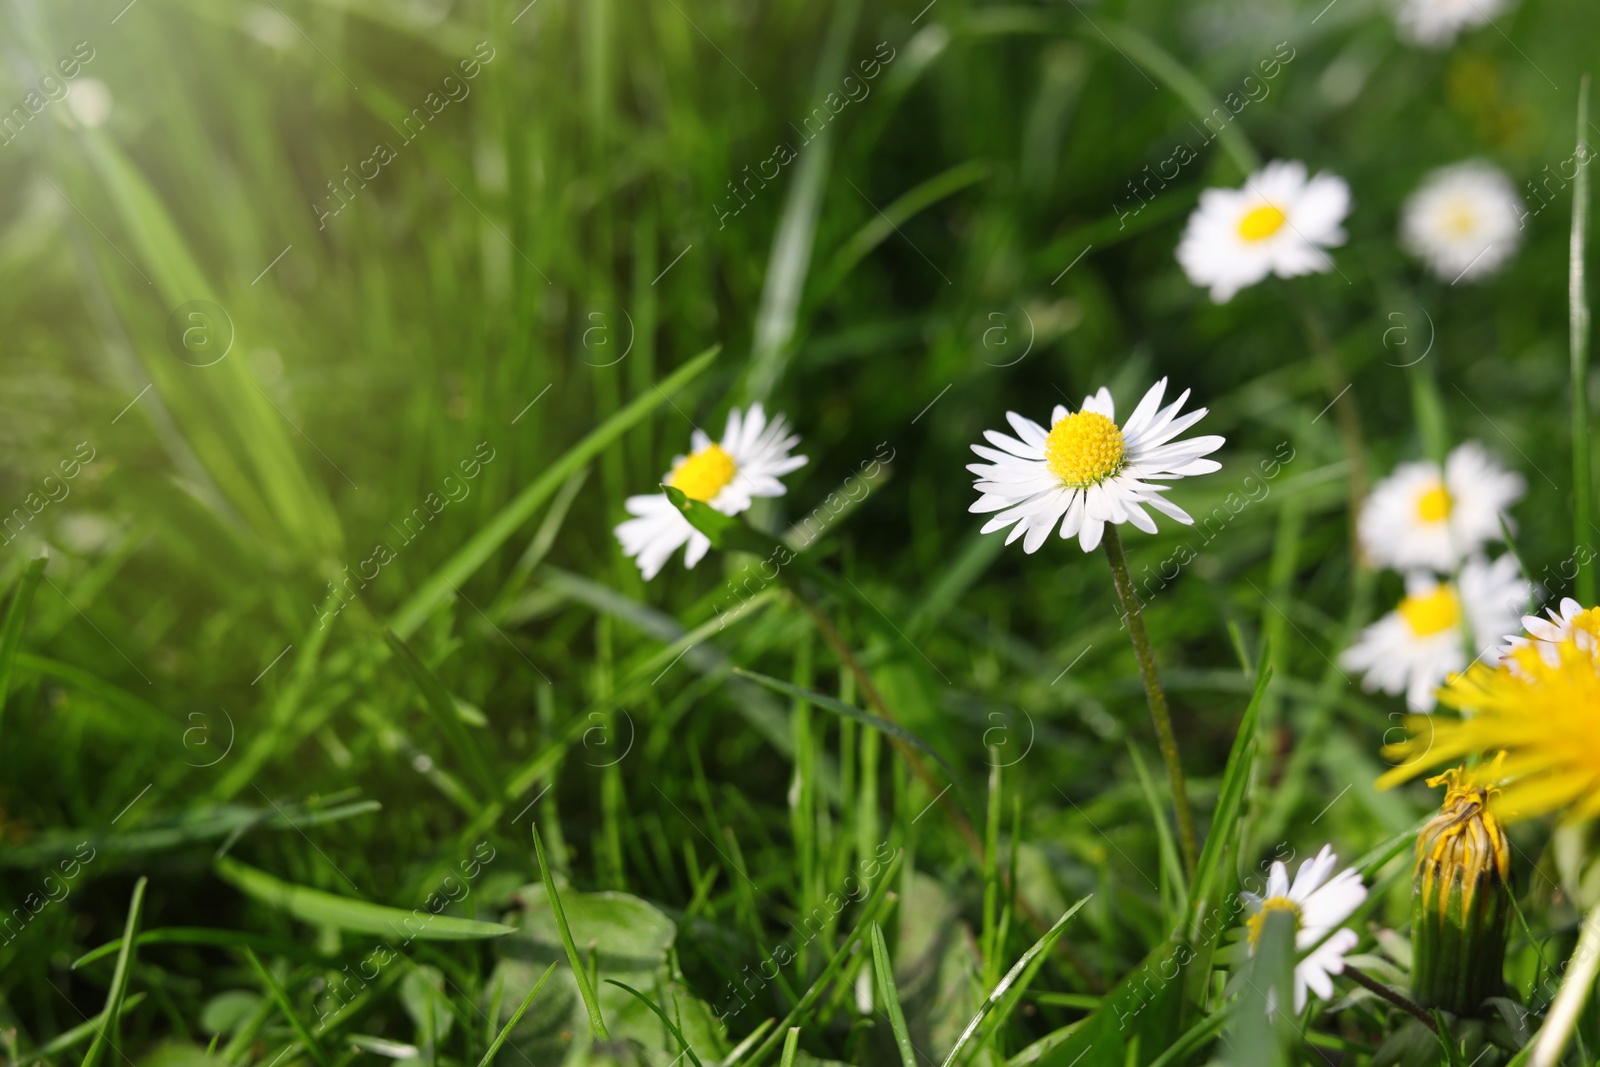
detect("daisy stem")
[1341,966,1436,1032]
[1102,525,1197,878]
[1570,75,1593,606]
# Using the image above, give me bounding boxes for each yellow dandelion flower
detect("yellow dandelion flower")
[1378,632,1600,823]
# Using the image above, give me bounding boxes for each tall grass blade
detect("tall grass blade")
[1572,76,1593,605]
[81,876,146,1067]
[870,922,918,1067]
[0,555,47,748]
[244,947,331,1067]
[745,0,862,402]
[477,961,558,1067]
[604,980,705,1067]
[531,822,611,1041]
[940,896,1091,1067]
[214,857,514,940]
[384,629,499,802]
[390,344,719,636]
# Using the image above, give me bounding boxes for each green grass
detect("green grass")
[1,0,1598,1063]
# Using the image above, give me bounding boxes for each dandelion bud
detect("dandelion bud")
[1410,765,1511,1014]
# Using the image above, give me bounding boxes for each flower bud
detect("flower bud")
[1410,764,1512,1015]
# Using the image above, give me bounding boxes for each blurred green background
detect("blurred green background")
[0,0,1596,1062]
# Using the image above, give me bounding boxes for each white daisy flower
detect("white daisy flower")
[1357,442,1525,572]
[1341,555,1530,711]
[1242,845,1368,1013]
[967,378,1224,554]
[1500,597,1600,666]
[1401,161,1524,283]
[1176,160,1352,303]
[1395,0,1515,48]
[614,404,807,580]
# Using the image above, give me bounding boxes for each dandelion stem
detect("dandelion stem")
[1530,900,1600,1067]
[1570,75,1593,606]
[1102,525,1197,878]
[1341,966,1437,1032]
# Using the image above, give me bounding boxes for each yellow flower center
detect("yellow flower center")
[1443,201,1478,237]
[1045,411,1126,488]
[1399,586,1462,638]
[1238,204,1287,242]
[669,443,737,502]
[1571,608,1600,644]
[1247,896,1302,948]
[1416,483,1453,523]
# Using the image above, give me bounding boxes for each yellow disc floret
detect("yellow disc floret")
[1247,896,1302,947]
[669,443,737,502]
[1416,484,1454,523]
[1045,411,1126,489]
[1443,201,1479,237]
[1238,204,1287,242]
[1399,585,1462,638]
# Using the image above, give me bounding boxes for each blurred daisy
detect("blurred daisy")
[967,378,1223,553]
[1341,555,1530,711]
[1358,442,1524,572]
[1176,160,1351,303]
[1242,845,1368,1012]
[1396,0,1515,48]
[1401,162,1524,282]
[1501,597,1600,665]
[64,78,112,129]
[1380,625,1600,823]
[615,404,806,580]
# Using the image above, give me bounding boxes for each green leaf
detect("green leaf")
[532,822,611,1041]
[390,344,720,637]
[1217,909,1295,1067]
[83,876,147,1067]
[214,856,514,940]
[659,484,762,553]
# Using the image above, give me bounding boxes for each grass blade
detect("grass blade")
[531,822,610,1041]
[384,629,499,802]
[1572,75,1593,605]
[215,856,514,940]
[82,876,146,1067]
[477,961,558,1067]
[244,947,331,1067]
[604,980,705,1067]
[778,1027,802,1067]
[390,344,719,637]
[17,995,145,1065]
[1186,658,1273,943]
[940,896,1091,1067]
[744,0,861,402]
[745,850,904,1066]
[1088,20,1260,177]
[733,667,951,772]
[73,927,330,970]
[0,555,47,751]
[870,922,917,1067]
